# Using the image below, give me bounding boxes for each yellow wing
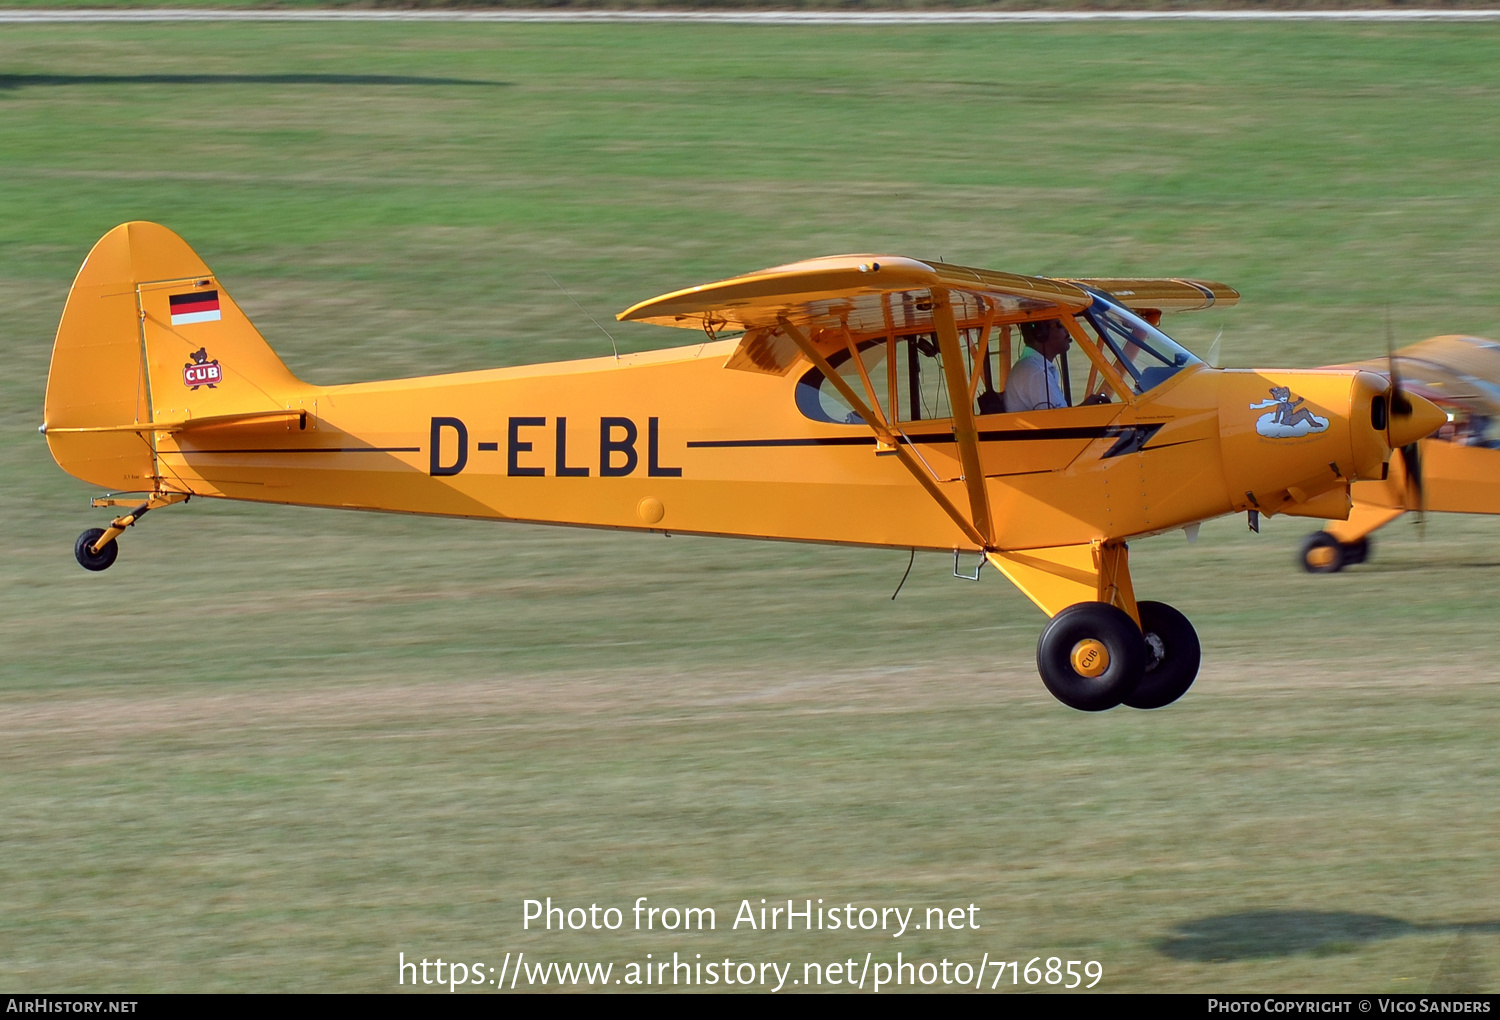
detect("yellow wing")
[618,254,1237,377]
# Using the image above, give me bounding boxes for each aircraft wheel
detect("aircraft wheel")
[1298,532,1345,574]
[1123,601,1200,710]
[1036,602,1146,712]
[74,528,118,572]
[1342,537,1371,565]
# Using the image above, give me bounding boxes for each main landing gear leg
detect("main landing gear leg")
[990,541,1201,710]
[74,492,189,571]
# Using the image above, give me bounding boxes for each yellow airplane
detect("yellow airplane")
[1298,334,1500,572]
[42,223,1445,711]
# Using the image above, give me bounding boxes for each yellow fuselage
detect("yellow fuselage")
[143,348,1385,555]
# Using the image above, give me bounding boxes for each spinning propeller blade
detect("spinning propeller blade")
[1385,310,1428,523]
[1399,441,1425,525]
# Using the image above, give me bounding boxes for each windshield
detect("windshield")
[1079,292,1201,394]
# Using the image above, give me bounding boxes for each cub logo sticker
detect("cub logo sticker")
[1250,385,1329,438]
[183,347,221,390]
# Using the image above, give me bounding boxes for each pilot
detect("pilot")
[1461,412,1498,447]
[1004,320,1109,412]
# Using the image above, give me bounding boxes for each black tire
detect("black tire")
[1299,532,1345,574]
[74,528,118,572]
[1036,602,1146,712]
[1123,601,1201,710]
[1342,537,1371,565]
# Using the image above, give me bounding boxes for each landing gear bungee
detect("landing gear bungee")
[72,492,189,572]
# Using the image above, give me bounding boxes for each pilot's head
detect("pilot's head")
[1020,320,1072,360]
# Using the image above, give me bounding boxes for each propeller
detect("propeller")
[1385,310,1427,522]
[1399,442,1425,527]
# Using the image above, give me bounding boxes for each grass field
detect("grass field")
[2,20,1499,993]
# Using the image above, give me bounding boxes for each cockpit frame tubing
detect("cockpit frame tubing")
[995,324,1013,391]
[839,319,890,431]
[1060,314,1137,405]
[966,300,999,406]
[778,314,988,550]
[881,294,900,426]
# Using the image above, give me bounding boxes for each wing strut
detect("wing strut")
[776,315,988,549]
[931,287,996,546]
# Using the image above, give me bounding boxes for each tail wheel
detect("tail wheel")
[1299,532,1345,574]
[1036,602,1146,712]
[1123,601,1200,710]
[74,528,118,572]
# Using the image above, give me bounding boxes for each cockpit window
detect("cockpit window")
[795,334,957,425]
[794,292,1200,426]
[795,343,885,425]
[1079,293,1200,394]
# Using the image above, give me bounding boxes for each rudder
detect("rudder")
[43,221,305,491]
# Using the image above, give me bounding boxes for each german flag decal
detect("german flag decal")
[170,290,221,326]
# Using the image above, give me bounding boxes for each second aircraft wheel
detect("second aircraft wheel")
[1123,601,1201,710]
[1299,532,1345,574]
[1342,536,1371,565]
[74,528,118,572]
[1036,602,1147,712]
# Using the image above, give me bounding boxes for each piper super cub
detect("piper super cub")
[41,223,1445,710]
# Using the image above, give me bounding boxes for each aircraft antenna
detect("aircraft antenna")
[890,548,915,600]
[546,271,619,360]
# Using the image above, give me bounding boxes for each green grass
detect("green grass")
[2,2,1478,9]
[2,22,1499,992]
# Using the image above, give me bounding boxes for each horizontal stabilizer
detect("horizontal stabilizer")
[43,408,306,435]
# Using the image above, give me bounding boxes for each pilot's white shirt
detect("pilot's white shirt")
[1004,346,1067,412]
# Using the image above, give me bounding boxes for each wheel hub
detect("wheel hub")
[1144,632,1166,672]
[1069,638,1110,678]
[1306,545,1338,568]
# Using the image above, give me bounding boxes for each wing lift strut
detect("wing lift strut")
[778,290,1137,624]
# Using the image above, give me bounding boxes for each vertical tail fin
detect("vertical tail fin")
[43,221,305,490]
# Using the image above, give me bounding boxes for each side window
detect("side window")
[794,334,957,425]
[893,333,953,422]
[794,341,890,425]
[973,324,1011,415]
[1060,327,1105,406]
[794,317,1110,425]
[977,320,1099,414]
